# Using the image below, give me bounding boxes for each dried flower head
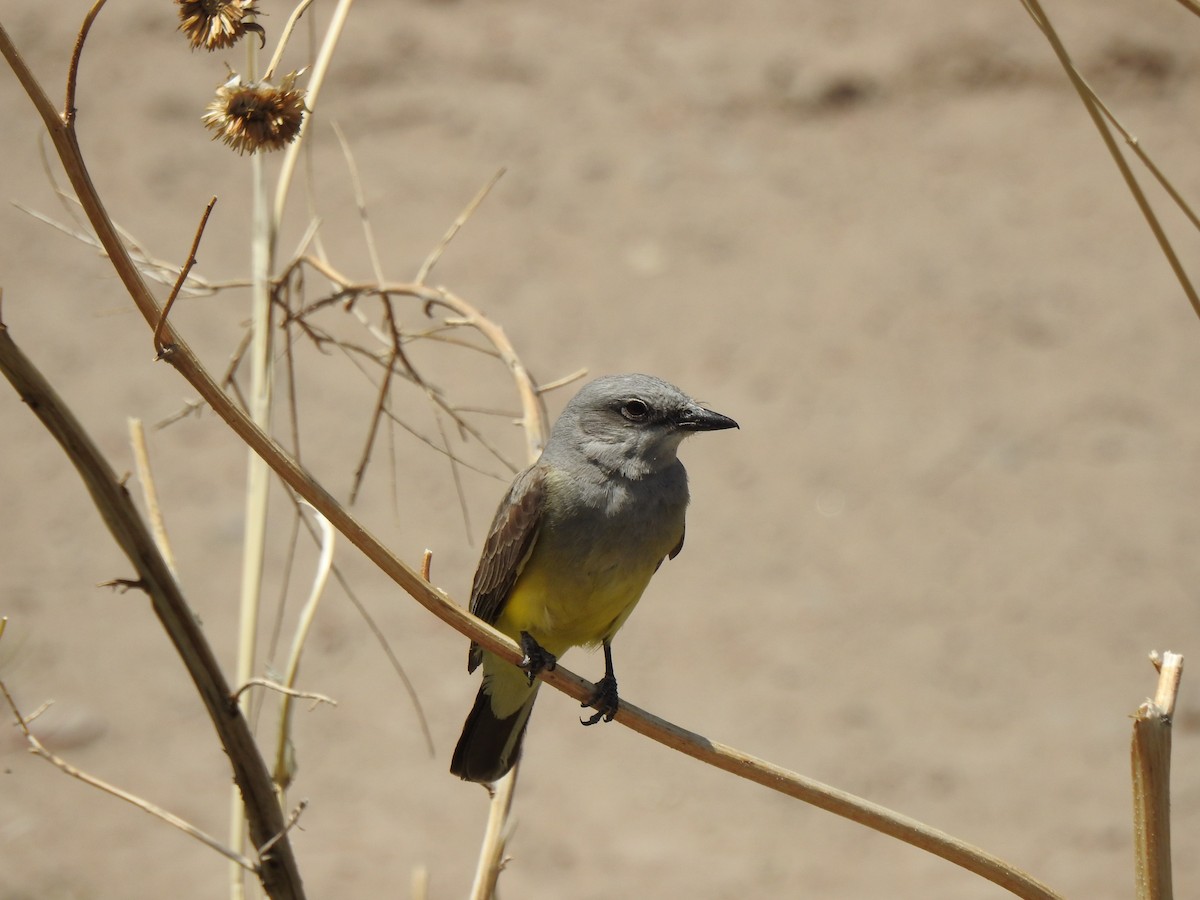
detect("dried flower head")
[202,72,306,155]
[177,0,265,52]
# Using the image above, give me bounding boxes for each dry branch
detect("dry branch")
[1132,650,1183,900]
[0,318,305,900]
[0,9,1069,900]
[0,678,258,872]
[1020,0,1200,321]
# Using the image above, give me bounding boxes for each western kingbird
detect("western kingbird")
[450,373,737,783]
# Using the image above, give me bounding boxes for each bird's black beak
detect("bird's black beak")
[676,405,739,432]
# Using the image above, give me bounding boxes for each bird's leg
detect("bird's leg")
[518,631,557,686]
[581,640,619,726]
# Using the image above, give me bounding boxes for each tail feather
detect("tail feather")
[451,684,539,783]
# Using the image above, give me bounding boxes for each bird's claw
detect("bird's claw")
[518,631,557,685]
[581,674,619,726]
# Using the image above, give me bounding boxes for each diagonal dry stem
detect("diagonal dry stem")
[1020,0,1200,321]
[155,197,217,354]
[0,18,305,899]
[128,417,177,576]
[2,11,1066,898]
[0,677,258,872]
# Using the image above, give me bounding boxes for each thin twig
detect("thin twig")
[64,0,108,124]
[279,482,436,755]
[537,368,588,394]
[1020,0,1200,321]
[262,0,315,83]
[0,676,258,873]
[258,800,308,860]
[273,0,357,225]
[1079,87,1200,234]
[273,503,336,791]
[154,399,206,430]
[425,288,548,461]
[232,677,338,710]
[415,168,505,285]
[5,16,1063,894]
[333,122,387,287]
[155,197,217,354]
[128,418,177,575]
[0,322,305,900]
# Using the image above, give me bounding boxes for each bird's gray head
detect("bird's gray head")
[545,374,738,479]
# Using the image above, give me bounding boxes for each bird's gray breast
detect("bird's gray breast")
[541,462,689,575]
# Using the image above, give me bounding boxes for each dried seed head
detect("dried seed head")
[202,73,306,155]
[177,0,265,52]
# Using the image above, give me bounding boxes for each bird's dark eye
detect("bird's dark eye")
[621,399,650,421]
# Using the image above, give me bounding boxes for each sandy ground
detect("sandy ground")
[2,1,1200,898]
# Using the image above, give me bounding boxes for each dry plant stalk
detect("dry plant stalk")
[1020,0,1200,320]
[0,677,259,872]
[16,4,1180,900]
[1132,651,1183,900]
[0,316,305,900]
[128,417,178,575]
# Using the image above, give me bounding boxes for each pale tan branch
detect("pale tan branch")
[416,168,505,285]
[1020,0,1200,322]
[273,504,336,791]
[469,767,518,900]
[0,677,258,873]
[128,417,177,575]
[233,677,338,710]
[0,320,305,900]
[262,0,315,83]
[1132,650,1183,900]
[3,15,1063,897]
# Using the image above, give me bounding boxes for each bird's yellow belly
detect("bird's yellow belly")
[493,550,661,656]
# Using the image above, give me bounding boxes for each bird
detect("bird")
[450,373,737,783]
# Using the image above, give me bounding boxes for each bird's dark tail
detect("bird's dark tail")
[450,681,539,783]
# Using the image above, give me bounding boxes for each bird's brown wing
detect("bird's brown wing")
[466,464,546,673]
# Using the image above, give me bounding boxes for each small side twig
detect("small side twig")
[155,197,217,355]
[1020,0,1200,322]
[64,0,108,124]
[415,168,505,285]
[128,417,177,575]
[258,800,309,860]
[262,0,315,83]
[273,504,336,791]
[0,320,305,900]
[232,677,338,710]
[0,676,258,872]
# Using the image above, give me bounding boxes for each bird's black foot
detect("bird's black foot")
[581,673,619,726]
[518,631,557,685]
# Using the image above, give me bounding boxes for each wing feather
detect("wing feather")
[466,464,546,672]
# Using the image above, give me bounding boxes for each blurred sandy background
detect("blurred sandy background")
[2,1,1199,897]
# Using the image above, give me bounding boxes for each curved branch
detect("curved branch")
[0,322,305,900]
[0,19,305,900]
[2,18,1061,900]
